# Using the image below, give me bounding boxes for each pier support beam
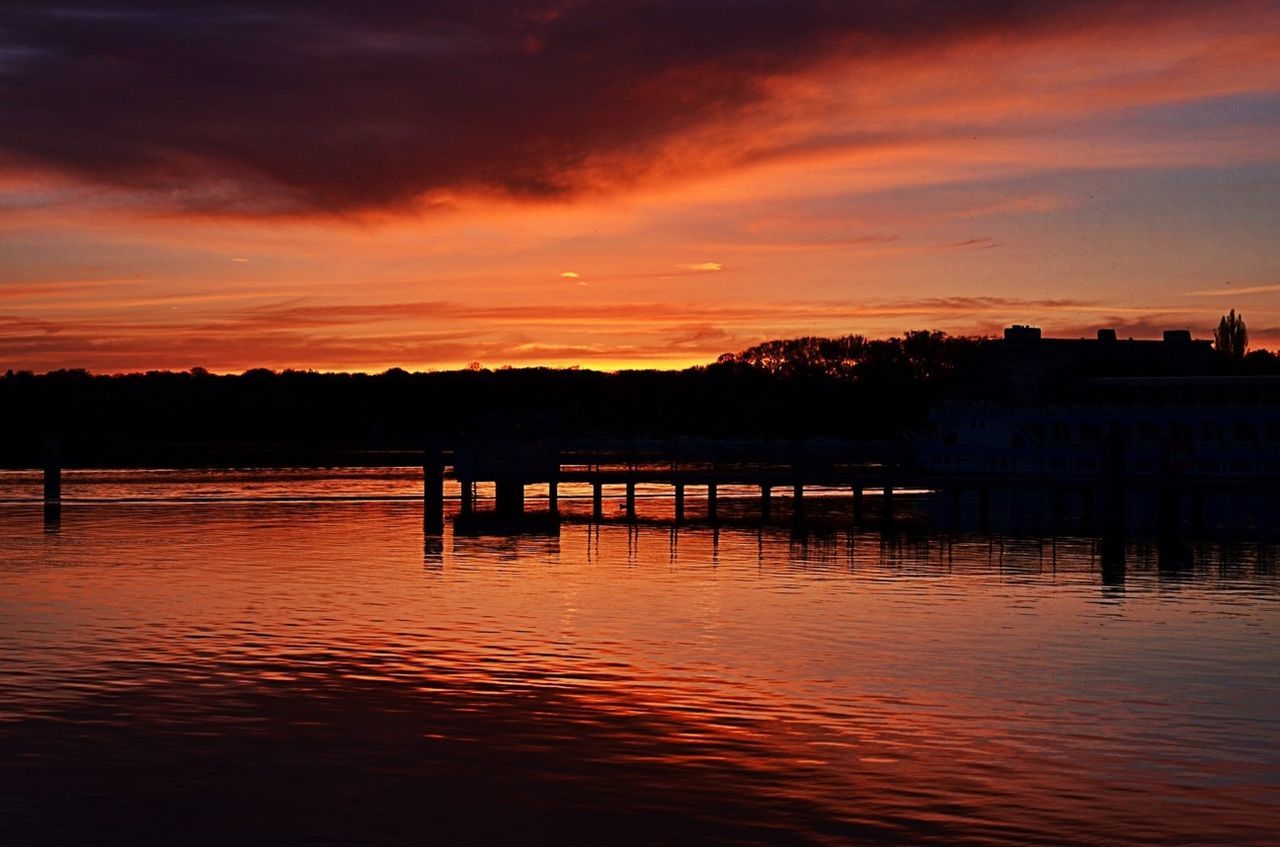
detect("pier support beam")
[495,479,524,519]
[423,439,444,534]
[548,480,559,517]
[43,435,61,504]
[1100,432,1127,567]
[43,435,61,526]
[707,483,718,524]
[593,481,603,521]
[625,480,637,522]
[853,486,864,524]
[460,480,475,516]
[1157,486,1182,552]
[760,485,771,521]
[674,483,685,523]
[883,482,894,525]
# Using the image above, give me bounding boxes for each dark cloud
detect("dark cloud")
[0,1,1192,214]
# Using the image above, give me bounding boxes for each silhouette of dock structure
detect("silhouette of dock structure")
[440,439,907,527]
[30,435,1280,563]
[426,438,1280,543]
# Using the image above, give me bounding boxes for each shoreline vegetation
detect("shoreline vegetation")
[4,330,1279,468]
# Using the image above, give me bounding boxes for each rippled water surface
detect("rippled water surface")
[2,470,1278,846]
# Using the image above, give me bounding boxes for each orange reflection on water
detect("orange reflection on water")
[1,481,1278,845]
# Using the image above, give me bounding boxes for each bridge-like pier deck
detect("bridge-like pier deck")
[27,435,1279,540]
[433,439,1280,533]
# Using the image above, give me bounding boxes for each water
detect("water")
[2,470,1278,845]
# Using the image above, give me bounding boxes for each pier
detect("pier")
[431,438,1280,542]
[445,439,905,526]
[22,435,1280,548]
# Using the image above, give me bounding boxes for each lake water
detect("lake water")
[2,469,1278,845]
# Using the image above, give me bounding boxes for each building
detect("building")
[918,327,1280,480]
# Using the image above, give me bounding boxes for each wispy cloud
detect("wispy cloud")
[8,290,1272,373]
[943,237,997,250]
[0,294,1116,373]
[1186,283,1280,297]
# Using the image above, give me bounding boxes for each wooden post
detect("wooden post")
[707,483,718,523]
[43,435,61,504]
[460,480,474,516]
[593,481,603,521]
[625,480,637,521]
[853,486,864,524]
[548,480,559,516]
[883,482,895,524]
[1157,487,1180,549]
[423,438,444,533]
[760,485,771,521]
[1100,430,1126,567]
[41,436,61,526]
[793,482,804,516]
[674,482,685,523]
[495,478,524,518]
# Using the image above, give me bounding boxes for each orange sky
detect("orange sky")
[1,1,1279,372]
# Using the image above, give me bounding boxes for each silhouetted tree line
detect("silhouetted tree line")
[2,326,1277,467]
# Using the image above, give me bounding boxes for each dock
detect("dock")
[436,438,1280,543]
[22,435,1280,555]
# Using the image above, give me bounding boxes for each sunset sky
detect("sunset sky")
[2,1,1278,373]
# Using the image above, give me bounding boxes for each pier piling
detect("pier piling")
[423,439,444,533]
[42,436,61,526]
[1100,431,1127,566]
[495,479,524,518]
[43,436,61,504]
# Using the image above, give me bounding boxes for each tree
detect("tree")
[1215,309,1248,359]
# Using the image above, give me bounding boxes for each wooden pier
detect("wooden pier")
[443,439,905,527]
[432,438,1280,543]
[24,435,1280,547]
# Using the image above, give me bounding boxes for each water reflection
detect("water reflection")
[1,477,1278,846]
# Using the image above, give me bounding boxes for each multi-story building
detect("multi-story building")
[918,326,1280,480]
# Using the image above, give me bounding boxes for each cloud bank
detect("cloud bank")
[0,0,1224,215]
